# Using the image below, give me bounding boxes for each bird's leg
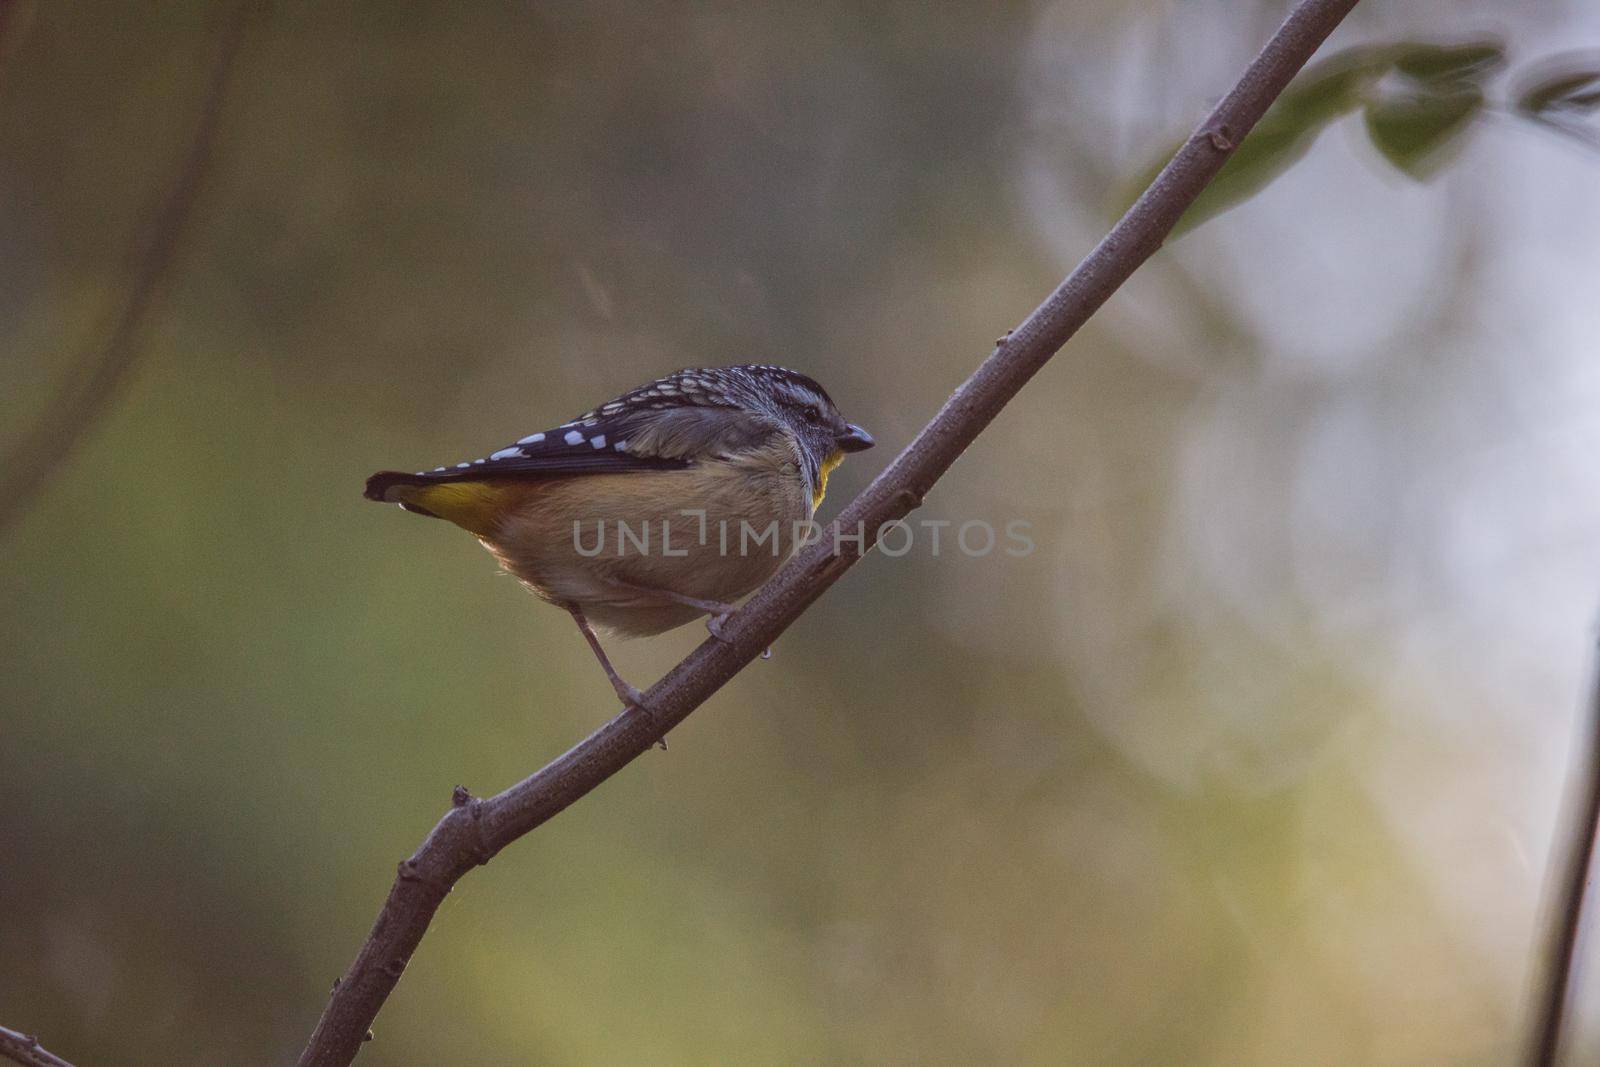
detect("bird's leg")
[566,605,649,711]
[613,580,740,641]
[566,606,668,749]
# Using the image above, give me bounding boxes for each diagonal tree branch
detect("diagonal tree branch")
[0,0,253,538]
[1528,635,1600,1066]
[0,1025,78,1067]
[297,1,1362,1063]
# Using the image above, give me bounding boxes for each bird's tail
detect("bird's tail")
[364,470,433,504]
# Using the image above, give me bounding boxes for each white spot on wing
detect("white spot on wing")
[518,432,545,444]
[455,462,470,469]
[489,447,521,460]
[564,430,584,445]
[591,435,607,449]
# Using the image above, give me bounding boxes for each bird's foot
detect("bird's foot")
[612,678,649,712]
[566,602,666,750]
[610,679,668,750]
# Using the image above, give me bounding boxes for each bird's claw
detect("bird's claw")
[614,681,650,713]
[705,613,733,642]
[611,684,662,751]
[614,683,668,749]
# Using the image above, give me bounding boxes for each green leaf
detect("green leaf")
[1517,67,1600,117]
[1389,40,1505,84]
[1271,45,1395,125]
[1110,39,1504,236]
[1166,123,1319,237]
[1362,86,1484,179]
[1115,46,1389,236]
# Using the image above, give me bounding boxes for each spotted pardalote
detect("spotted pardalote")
[365,365,874,710]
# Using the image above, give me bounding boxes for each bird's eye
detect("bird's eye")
[802,404,824,424]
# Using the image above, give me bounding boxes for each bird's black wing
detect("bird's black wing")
[364,381,783,503]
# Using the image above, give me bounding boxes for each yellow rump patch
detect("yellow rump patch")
[394,481,517,538]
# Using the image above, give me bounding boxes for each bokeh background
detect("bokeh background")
[5,1,1600,1064]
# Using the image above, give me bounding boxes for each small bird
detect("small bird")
[365,365,874,710]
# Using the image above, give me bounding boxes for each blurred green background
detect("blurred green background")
[5,1,1600,1064]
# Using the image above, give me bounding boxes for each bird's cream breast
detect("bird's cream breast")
[483,439,811,635]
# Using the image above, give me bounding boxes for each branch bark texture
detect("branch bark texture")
[0,1025,78,1067]
[297,1,1361,1063]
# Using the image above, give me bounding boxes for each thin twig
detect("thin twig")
[0,1025,78,1067]
[296,1,1361,1063]
[1528,637,1600,1066]
[0,0,254,537]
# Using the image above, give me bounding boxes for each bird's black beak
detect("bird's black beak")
[836,423,875,453]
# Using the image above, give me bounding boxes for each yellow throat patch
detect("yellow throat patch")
[813,449,844,510]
